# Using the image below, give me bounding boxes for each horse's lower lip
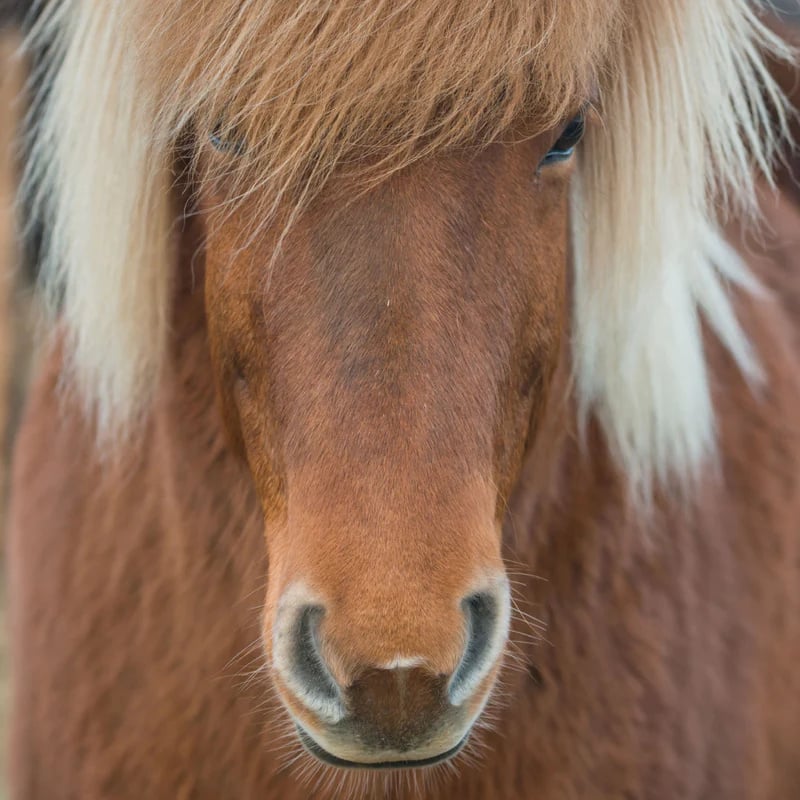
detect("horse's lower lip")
[295,725,469,770]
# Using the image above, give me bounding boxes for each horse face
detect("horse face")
[202,129,572,767]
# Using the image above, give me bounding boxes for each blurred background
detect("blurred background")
[776,0,800,16]
[0,24,17,800]
[0,2,797,797]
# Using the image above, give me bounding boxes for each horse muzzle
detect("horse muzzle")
[270,577,511,768]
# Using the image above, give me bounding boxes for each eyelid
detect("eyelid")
[540,111,586,167]
[209,123,247,156]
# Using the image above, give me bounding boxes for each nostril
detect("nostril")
[448,583,510,706]
[284,605,344,723]
[448,593,496,705]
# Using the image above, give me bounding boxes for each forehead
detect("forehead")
[202,136,572,378]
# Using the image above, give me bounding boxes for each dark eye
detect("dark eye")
[540,113,585,167]
[209,123,247,156]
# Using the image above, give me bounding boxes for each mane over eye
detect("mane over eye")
[540,112,586,167]
[209,122,247,156]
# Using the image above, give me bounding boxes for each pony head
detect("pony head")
[25,0,790,769]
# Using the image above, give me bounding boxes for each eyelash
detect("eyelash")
[209,123,247,157]
[539,112,586,167]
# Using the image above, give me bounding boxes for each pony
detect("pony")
[7,0,800,797]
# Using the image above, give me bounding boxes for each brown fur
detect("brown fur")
[7,5,800,800]
[9,142,800,800]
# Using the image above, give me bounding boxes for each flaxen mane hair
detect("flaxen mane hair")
[23,0,793,492]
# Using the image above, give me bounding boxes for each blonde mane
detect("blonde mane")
[23,0,793,490]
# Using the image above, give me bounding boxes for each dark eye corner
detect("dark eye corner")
[209,122,247,157]
[539,110,587,168]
